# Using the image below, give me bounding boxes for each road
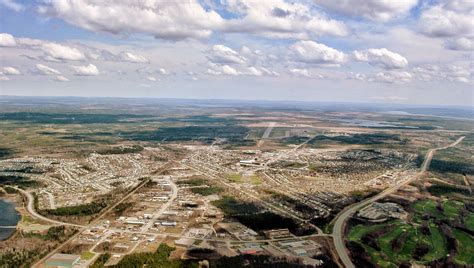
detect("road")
[140,176,178,232]
[332,136,465,268]
[262,122,276,139]
[14,187,84,228]
[31,161,173,268]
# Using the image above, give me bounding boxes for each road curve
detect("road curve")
[332,136,465,268]
[14,187,84,228]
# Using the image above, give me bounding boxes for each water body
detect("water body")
[0,199,20,240]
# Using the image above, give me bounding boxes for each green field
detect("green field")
[347,198,474,267]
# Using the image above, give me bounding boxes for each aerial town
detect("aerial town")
[0,98,472,268]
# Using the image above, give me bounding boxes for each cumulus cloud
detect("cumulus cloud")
[208,45,247,65]
[315,0,418,22]
[0,33,16,47]
[39,0,224,40]
[223,0,348,38]
[0,0,24,12]
[444,37,473,51]
[289,68,310,77]
[0,76,10,81]
[290,40,346,65]
[372,71,412,84]
[119,52,149,63]
[71,64,99,76]
[55,75,70,82]
[353,48,408,69]
[413,64,470,83]
[38,0,347,40]
[146,76,158,82]
[259,67,279,77]
[419,1,474,38]
[2,66,21,75]
[348,72,367,81]
[41,43,86,61]
[36,64,61,75]
[221,65,240,76]
[205,64,237,76]
[159,68,169,75]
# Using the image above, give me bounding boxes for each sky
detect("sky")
[0,0,472,106]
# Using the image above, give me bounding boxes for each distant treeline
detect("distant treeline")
[283,133,405,146]
[97,145,144,155]
[123,126,251,145]
[0,112,144,124]
[430,159,474,175]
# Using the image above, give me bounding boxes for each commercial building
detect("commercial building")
[44,253,80,268]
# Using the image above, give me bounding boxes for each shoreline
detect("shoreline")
[0,194,22,241]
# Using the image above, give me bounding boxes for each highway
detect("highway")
[331,136,465,268]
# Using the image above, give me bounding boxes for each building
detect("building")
[238,243,264,255]
[44,253,80,268]
[357,202,406,222]
[263,229,292,239]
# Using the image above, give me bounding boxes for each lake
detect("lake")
[0,199,20,240]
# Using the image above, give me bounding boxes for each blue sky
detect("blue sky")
[0,0,472,106]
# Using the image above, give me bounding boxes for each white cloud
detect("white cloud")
[419,2,474,38]
[348,72,367,81]
[41,43,86,61]
[290,40,346,65]
[146,76,158,82]
[159,68,169,75]
[205,68,222,76]
[372,71,412,84]
[0,33,16,47]
[36,64,61,75]
[55,75,70,82]
[0,0,24,12]
[2,67,21,75]
[0,76,10,81]
[413,64,471,83]
[224,0,348,38]
[289,68,310,77]
[119,52,149,63]
[259,67,279,77]
[208,45,247,65]
[221,65,240,76]
[353,48,408,69]
[315,0,418,22]
[246,66,263,76]
[71,64,99,76]
[39,0,347,40]
[206,64,240,76]
[444,37,473,51]
[39,0,224,40]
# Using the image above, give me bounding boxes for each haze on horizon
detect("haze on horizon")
[0,0,472,106]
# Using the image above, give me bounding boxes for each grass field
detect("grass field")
[348,198,473,267]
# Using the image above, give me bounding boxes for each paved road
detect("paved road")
[140,176,178,232]
[14,187,84,228]
[332,136,465,268]
[31,161,173,268]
